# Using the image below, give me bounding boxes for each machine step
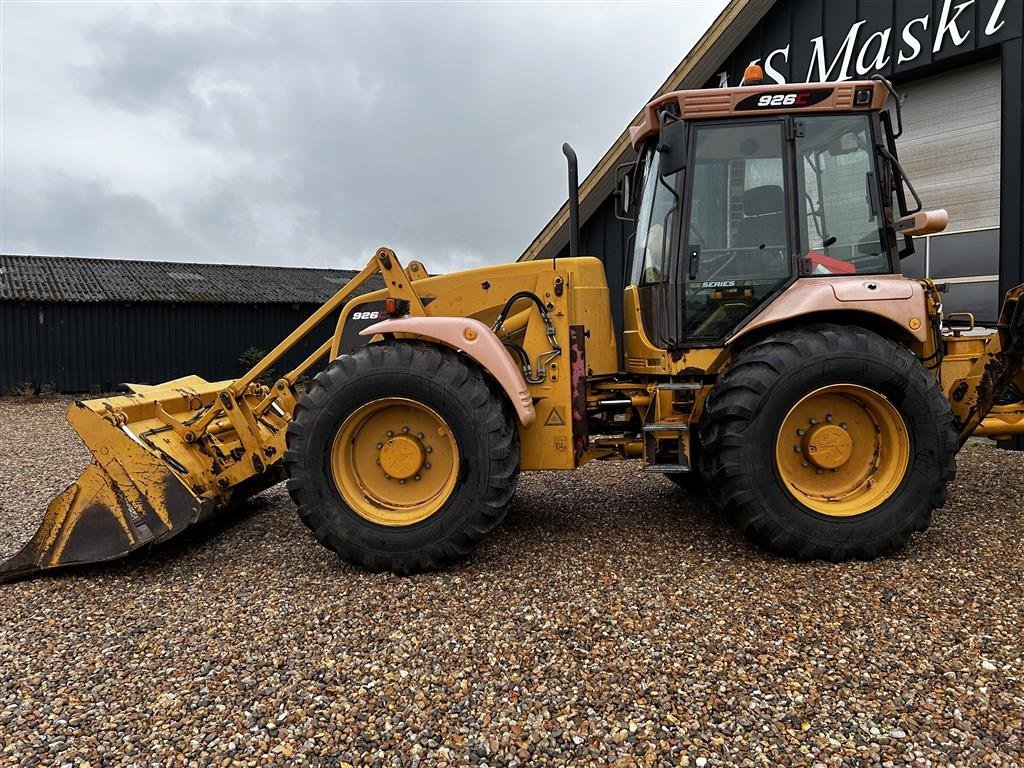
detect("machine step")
[643,422,689,432]
[643,464,691,473]
[655,382,702,391]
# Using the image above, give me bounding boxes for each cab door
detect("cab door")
[680,120,794,342]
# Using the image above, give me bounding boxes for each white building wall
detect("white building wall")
[898,58,1001,234]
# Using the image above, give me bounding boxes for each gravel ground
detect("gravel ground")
[1,396,1022,768]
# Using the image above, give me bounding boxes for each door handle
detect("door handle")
[687,247,701,281]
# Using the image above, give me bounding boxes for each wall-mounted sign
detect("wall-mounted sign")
[714,0,1020,87]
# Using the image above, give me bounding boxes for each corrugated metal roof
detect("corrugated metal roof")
[0,254,375,305]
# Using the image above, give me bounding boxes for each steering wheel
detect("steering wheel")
[804,192,825,240]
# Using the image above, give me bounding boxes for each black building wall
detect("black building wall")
[578,195,632,350]
[709,0,1022,86]
[0,301,339,394]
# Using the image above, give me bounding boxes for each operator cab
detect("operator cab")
[618,67,933,349]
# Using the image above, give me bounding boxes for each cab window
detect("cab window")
[796,115,888,274]
[683,121,792,341]
[631,148,680,285]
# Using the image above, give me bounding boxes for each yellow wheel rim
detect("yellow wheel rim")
[331,397,459,526]
[774,384,910,517]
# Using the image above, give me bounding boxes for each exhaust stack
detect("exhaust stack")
[562,143,581,259]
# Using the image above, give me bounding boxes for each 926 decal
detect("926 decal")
[735,88,832,111]
[758,93,807,107]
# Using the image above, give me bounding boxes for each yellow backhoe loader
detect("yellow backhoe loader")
[5,66,1024,581]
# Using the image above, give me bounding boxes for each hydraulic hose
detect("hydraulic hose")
[492,291,562,384]
[493,291,553,330]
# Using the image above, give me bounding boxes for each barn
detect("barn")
[0,254,365,395]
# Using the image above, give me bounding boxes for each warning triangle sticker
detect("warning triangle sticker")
[543,407,565,427]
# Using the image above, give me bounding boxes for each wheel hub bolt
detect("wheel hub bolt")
[387,431,394,437]
[414,475,421,481]
[403,427,409,433]
[400,479,406,484]
[840,422,848,429]
[417,432,424,439]
[809,418,817,425]
[793,445,801,453]
[816,468,823,474]
[425,462,431,469]
[825,414,833,422]
[426,447,432,454]
[801,460,809,467]
[376,442,383,449]
[797,428,805,436]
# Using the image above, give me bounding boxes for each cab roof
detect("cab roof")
[628,79,890,150]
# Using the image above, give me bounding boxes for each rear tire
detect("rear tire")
[285,341,520,573]
[699,324,956,560]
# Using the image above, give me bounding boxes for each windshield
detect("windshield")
[630,148,680,285]
[796,115,889,274]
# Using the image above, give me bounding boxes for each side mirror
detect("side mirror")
[895,208,948,236]
[613,162,633,221]
[658,119,687,176]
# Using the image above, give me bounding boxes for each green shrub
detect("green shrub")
[6,382,59,400]
[238,346,274,384]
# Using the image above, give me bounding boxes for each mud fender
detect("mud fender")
[360,317,536,427]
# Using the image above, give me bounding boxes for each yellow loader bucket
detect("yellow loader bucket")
[0,376,287,582]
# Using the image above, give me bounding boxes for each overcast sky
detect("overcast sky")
[1,1,726,272]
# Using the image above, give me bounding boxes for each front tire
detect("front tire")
[284,341,520,573]
[699,324,957,560]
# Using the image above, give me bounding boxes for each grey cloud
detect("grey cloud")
[2,171,202,260]
[3,2,726,271]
